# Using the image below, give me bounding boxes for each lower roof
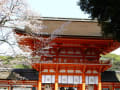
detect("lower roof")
[101,71,120,82]
[0,69,120,82]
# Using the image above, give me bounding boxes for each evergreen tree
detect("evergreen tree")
[78,0,120,41]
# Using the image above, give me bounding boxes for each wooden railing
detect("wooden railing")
[31,58,112,65]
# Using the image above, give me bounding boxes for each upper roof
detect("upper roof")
[36,17,101,36]
[17,17,102,37]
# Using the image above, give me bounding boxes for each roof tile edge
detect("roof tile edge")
[30,17,97,22]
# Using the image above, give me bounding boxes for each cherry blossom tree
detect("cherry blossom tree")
[0,0,41,55]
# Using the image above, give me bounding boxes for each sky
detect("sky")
[27,0,89,18]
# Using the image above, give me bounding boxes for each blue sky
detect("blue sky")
[27,0,89,18]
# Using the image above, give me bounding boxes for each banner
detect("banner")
[79,76,82,84]
[42,75,55,83]
[62,75,67,84]
[68,76,73,84]
[58,75,62,83]
[42,75,82,84]
[89,76,95,84]
[52,75,55,83]
[42,75,45,83]
[74,76,80,84]
[85,76,98,84]
[45,75,52,83]
[94,76,98,84]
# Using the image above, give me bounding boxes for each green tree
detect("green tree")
[101,54,120,71]
[78,0,120,41]
[13,64,31,69]
[0,55,31,69]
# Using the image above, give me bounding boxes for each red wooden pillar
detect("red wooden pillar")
[82,72,85,90]
[110,86,114,90]
[112,86,114,90]
[98,73,102,90]
[55,64,58,90]
[38,63,42,90]
[94,84,97,90]
[78,84,82,90]
[8,86,10,90]
[38,71,42,90]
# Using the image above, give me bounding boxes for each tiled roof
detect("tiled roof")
[14,17,102,37]
[0,69,120,82]
[0,69,38,80]
[101,71,120,82]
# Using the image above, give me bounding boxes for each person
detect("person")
[68,87,74,90]
[60,87,65,90]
